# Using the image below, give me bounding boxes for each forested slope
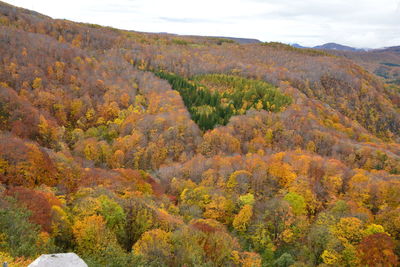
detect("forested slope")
[0,2,399,266]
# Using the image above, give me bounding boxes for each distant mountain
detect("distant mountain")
[313,42,360,51]
[290,42,369,51]
[291,43,308,49]
[292,43,400,53]
[375,46,400,53]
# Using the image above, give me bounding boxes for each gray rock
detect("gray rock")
[28,253,87,267]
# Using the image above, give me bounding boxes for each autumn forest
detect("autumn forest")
[0,1,399,266]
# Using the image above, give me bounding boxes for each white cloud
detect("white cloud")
[3,0,400,48]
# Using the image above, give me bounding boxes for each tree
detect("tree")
[73,215,111,255]
[170,226,207,266]
[249,223,275,263]
[109,149,125,168]
[308,223,331,265]
[14,143,58,187]
[133,229,172,266]
[274,253,295,267]
[284,192,306,216]
[268,158,297,188]
[97,195,126,242]
[321,249,340,265]
[239,193,255,207]
[236,251,262,267]
[124,202,156,251]
[233,204,253,233]
[51,205,73,250]
[376,207,400,241]
[263,198,295,244]
[72,215,127,265]
[189,219,240,266]
[364,224,385,236]
[358,233,398,267]
[227,170,252,194]
[0,196,41,257]
[7,187,59,233]
[203,196,234,224]
[332,217,364,244]
[32,77,42,89]
[347,172,371,208]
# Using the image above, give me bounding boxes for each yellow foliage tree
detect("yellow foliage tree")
[332,217,364,244]
[268,159,297,188]
[72,215,118,257]
[203,196,234,224]
[233,204,253,233]
[38,115,58,146]
[133,229,172,262]
[239,251,262,267]
[32,77,42,89]
[321,249,340,265]
[364,224,385,236]
[109,150,125,169]
[347,172,371,207]
[54,61,65,81]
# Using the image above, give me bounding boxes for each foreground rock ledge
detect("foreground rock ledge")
[28,253,87,267]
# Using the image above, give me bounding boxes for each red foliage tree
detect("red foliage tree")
[7,187,61,233]
[358,233,398,267]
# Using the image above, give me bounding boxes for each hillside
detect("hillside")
[331,46,400,86]
[0,2,399,267]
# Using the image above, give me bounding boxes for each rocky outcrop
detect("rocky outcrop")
[28,253,87,267]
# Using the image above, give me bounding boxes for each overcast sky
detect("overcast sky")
[4,0,400,48]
